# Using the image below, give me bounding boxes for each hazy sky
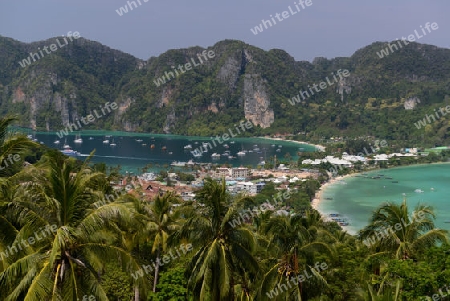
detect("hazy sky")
[1,0,448,62]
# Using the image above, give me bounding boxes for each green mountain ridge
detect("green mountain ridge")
[0,36,449,146]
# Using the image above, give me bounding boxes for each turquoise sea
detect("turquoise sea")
[27,130,316,174]
[318,163,450,234]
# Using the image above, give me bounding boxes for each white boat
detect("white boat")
[110,139,116,147]
[184,144,193,149]
[136,139,143,142]
[73,135,83,144]
[223,144,229,148]
[54,140,60,144]
[278,145,282,148]
[271,144,275,147]
[61,145,80,157]
[63,138,70,149]
[89,137,94,140]
[211,153,220,159]
[414,189,424,193]
[230,141,235,144]
[228,155,234,159]
[237,151,246,156]
[171,161,186,167]
[102,139,109,144]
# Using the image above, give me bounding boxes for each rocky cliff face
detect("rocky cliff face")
[1,37,450,142]
[243,74,274,128]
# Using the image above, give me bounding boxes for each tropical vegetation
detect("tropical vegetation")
[0,117,449,300]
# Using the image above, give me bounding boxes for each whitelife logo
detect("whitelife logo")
[18,31,81,68]
[190,120,254,157]
[376,22,439,58]
[250,0,313,35]
[0,225,58,261]
[287,69,350,106]
[55,102,118,139]
[131,243,193,280]
[414,105,450,129]
[153,50,215,87]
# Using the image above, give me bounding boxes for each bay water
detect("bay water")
[318,163,450,233]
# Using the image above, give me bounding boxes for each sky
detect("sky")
[1,0,449,62]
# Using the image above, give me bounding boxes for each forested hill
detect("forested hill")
[1,35,449,146]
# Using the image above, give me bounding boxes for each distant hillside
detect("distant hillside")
[0,35,449,146]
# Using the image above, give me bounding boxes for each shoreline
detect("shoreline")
[311,173,354,211]
[312,161,450,212]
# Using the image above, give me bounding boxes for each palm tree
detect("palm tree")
[0,152,143,300]
[0,116,38,177]
[131,191,181,292]
[358,199,448,260]
[358,199,448,297]
[180,178,259,300]
[258,213,333,300]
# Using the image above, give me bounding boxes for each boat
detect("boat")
[271,144,275,147]
[74,134,82,144]
[168,152,173,155]
[54,140,60,144]
[162,146,167,150]
[223,144,229,148]
[253,147,260,151]
[171,161,186,167]
[102,139,109,144]
[63,139,70,149]
[150,144,155,149]
[61,145,80,157]
[276,149,281,152]
[237,151,246,156]
[325,197,333,200]
[414,189,424,193]
[89,137,94,140]
[136,139,143,142]
[211,153,220,159]
[110,139,117,147]
[142,143,147,146]
[278,145,282,148]
[184,144,193,150]
[228,155,234,159]
[230,141,235,144]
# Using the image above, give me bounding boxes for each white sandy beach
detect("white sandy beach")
[311,174,354,211]
[258,136,326,152]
